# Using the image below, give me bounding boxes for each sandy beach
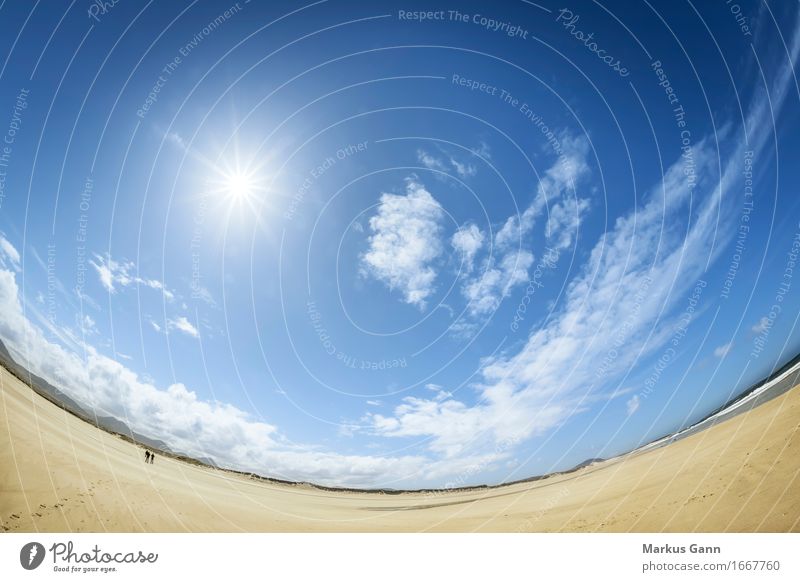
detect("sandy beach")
[1,364,798,533]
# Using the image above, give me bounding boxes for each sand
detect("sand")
[1,364,799,532]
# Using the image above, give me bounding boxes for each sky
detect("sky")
[0,0,799,488]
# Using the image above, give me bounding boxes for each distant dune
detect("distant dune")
[1,361,799,532]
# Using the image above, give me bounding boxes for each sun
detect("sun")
[224,170,257,202]
[200,142,273,222]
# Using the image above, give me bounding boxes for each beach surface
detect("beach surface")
[1,364,798,532]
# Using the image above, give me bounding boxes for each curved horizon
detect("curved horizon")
[0,0,799,492]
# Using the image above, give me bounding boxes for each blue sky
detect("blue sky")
[1,0,799,487]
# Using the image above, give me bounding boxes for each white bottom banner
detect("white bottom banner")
[1,533,797,581]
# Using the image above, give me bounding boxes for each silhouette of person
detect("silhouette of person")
[150,452,155,464]
[145,450,150,463]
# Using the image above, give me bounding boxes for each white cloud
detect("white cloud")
[191,285,216,307]
[713,342,733,358]
[545,196,591,250]
[416,149,446,172]
[495,134,591,250]
[150,320,161,333]
[89,253,174,301]
[360,181,445,309]
[0,234,21,271]
[168,316,199,338]
[451,223,484,272]
[751,317,769,334]
[449,157,476,178]
[417,149,477,179]
[626,395,640,416]
[462,250,534,316]
[165,131,186,150]
[472,141,491,160]
[79,314,97,336]
[450,137,592,320]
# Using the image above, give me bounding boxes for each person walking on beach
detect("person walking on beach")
[144,450,150,463]
[150,452,155,464]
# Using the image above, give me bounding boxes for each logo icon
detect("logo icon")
[20,542,46,570]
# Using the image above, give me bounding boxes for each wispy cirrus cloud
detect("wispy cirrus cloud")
[90,253,175,301]
[417,148,477,179]
[168,316,200,338]
[713,343,733,358]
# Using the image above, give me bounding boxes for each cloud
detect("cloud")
[449,157,477,178]
[451,223,485,272]
[190,285,216,307]
[472,141,491,160]
[89,253,174,300]
[0,234,21,271]
[417,149,446,172]
[417,149,477,179]
[462,250,534,316]
[495,134,590,250]
[713,342,733,358]
[360,181,445,309]
[78,314,97,336]
[626,395,640,416]
[452,137,591,320]
[545,196,591,250]
[751,317,769,334]
[168,316,199,338]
